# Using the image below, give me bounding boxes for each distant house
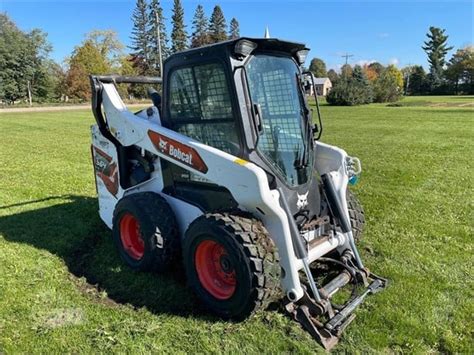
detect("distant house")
[304,75,332,96]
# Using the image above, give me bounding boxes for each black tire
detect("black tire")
[183,212,280,320]
[112,192,179,272]
[347,190,365,242]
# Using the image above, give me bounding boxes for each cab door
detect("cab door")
[160,60,244,212]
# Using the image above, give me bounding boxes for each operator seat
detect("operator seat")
[147,87,162,115]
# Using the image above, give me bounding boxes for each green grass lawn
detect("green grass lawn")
[0,96,473,353]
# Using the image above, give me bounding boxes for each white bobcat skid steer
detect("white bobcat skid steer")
[90,38,386,350]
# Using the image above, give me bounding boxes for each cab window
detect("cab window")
[168,62,240,155]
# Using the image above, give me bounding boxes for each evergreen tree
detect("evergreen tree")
[229,17,240,39]
[352,65,373,103]
[327,69,339,84]
[170,0,188,53]
[191,4,210,48]
[407,65,428,95]
[422,26,453,89]
[209,5,227,43]
[148,0,169,74]
[129,0,150,69]
[326,65,373,106]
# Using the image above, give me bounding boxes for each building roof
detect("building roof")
[313,77,330,85]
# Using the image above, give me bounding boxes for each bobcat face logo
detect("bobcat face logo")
[158,138,168,151]
[296,192,309,210]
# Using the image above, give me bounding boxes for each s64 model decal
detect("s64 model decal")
[92,146,119,197]
[148,130,208,173]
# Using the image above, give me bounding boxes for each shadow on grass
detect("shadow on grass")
[0,195,206,318]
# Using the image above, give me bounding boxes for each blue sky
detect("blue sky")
[1,0,473,70]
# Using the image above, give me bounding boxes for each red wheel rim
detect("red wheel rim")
[195,240,236,300]
[119,213,144,260]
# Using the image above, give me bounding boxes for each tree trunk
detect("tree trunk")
[27,81,33,106]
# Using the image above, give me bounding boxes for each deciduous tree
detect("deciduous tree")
[65,40,110,100]
[0,14,55,104]
[340,64,352,78]
[309,58,327,77]
[445,46,474,94]
[373,65,404,102]
[86,30,124,65]
[363,63,381,82]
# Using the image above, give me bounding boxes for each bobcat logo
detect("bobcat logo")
[296,192,309,210]
[158,138,168,151]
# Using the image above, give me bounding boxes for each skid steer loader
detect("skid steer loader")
[89,38,386,349]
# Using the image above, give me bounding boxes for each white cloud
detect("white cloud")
[356,59,377,67]
[389,57,400,66]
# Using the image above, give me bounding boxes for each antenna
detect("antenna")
[264,26,270,39]
[341,53,354,65]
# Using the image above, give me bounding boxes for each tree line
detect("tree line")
[0,1,240,105]
[128,0,239,77]
[1,11,472,106]
[308,26,473,106]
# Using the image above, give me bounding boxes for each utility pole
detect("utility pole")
[341,53,354,65]
[155,10,163,78]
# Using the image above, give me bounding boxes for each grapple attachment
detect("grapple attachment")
[285,255,387,350]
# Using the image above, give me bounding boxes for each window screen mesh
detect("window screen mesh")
[169,63,233,120]
[169,68,200,119]
[248,65,302,154]
[168,62,238,155]
[246,55,311,186]
[176,122,240,156]
[195,65,233,119]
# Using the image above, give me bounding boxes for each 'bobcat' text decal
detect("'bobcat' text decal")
[148,130,208,174]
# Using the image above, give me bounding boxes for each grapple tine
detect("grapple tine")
[295,305,339,350]
[285,269,387,349]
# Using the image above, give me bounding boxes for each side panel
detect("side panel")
[91,124,122,228]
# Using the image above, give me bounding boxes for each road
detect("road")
[0,103,147,114]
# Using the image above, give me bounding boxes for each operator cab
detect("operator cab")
[160,38,321,223]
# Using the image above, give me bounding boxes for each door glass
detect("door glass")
[246,54,312,186]
[168,63,239,155]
